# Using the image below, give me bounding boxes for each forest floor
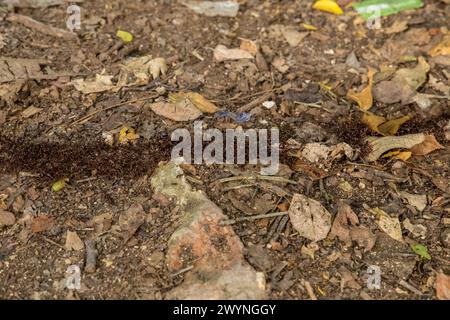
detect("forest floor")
[0,0,449,300]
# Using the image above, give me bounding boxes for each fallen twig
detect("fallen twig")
[220,211,288,225]
[215,175,298,185]
[84,239,98,273]
[398,279,424,296]
[7,14,78,41]
[70,94,159,125]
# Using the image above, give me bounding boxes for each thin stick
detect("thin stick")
[216,175,298,185]
[38,235,65,249]
[171,265,194,277]
[7,14,78,41]
[398,280,423,296]
[71,94,159,125]
[220,211,288,225]
[303,280,318,300]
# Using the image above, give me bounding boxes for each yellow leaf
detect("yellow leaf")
[169,92,218,113]
[377,115,411,136]
[52,179,67,192]
[312,0,343,15]
[186,92,218,113]
[395,151,412,161]
[119,126,139,144]
[116,30,133,43]
[347,67,376,111]
[381,150,401,158]
[303,23,318,31]
[362,112,386,133]
[319,82,333,91]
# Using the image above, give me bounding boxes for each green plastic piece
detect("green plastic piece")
[352,0,424,20]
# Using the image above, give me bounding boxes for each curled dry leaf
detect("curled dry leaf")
[118,56,168,86]
[362,112,411,136]
[410,134,444,156]
[365,133,443,162]
[288,193,331,242]
[72,74,115,94]
[330,201,375,251]
[213,45,253,62]
[347,67,376,110]
[330,201,359,245]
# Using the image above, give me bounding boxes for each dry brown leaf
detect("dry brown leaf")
[339,266,362,291]
[30,215,54,233]
[399,192,427,211]
[347,67,376,111]
[89,212,112,234]
[0,209,15,227]
[239,38,258,56]
[349,226,376,252]
[0,81,24,102]
[271,56,289,73]
[0,57,48,83]
[384,20,408,34]
[288,193,331,242]
[1,0,65,8]
[119,203,146,241]
[170,92,218,113]
[116,56,167,88]
[429,35,450,57]
[395,57,430,90]
[268,24,308,47]
[373,208,403,242]
[21,106,42,118]
[149,99,202,122]
[365,133,426,162]
[429,75,450,95]
[329,201,359,246]
[65,230,84,251]
[410,134,444,155]
[374,57,430,104]
[436,272,450,300]
[72,74,115,94]
[213,45,253,62]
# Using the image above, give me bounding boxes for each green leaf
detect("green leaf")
[411,243,431,260]
[353,0,423,20]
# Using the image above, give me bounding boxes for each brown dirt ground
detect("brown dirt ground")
[0,0,449,299]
